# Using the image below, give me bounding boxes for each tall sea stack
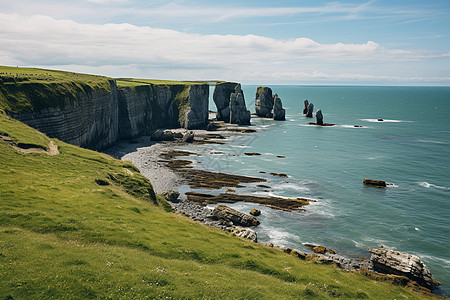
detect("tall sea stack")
[303,100,309,114]
[306,103,314,118]
[255,87,274,118]
[230,84,251,125]
[273,94,285,121]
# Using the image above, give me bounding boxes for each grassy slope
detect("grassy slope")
[0,116,432,299]
[0,67,432,299]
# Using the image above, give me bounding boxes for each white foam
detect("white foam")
[273,182,309,192]
[417,139,448,145]
[360,118,413,123]
[412,253,450,268]
[259,225,298,246]
[417,182,450,190]
[338,124,369,128]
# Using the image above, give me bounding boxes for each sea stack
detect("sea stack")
[229,84,251,125]
[316,109,323,125]
[303,100,309,114]
[273,94,285,120]
[306,103,314,118]
[213,82,237,122]
[255,87,274,118]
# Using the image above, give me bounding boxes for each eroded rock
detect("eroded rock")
[369,248,438,289]
[316,109,323,125]
[306,103,314,118]
[363,179,386,187]
[255,87,274,118]
[303,100,309,114]
[162,190,180,203]
[213,205,260,227]
[273,94,285,121]
[229,84,251,125]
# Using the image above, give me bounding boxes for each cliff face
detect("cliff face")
[3,75,209,150]
[12,80,119,150]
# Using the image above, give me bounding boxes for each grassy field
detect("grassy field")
[0,114,434,299]
[116,78,211,88]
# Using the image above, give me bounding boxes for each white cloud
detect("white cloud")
[0,13,448,85]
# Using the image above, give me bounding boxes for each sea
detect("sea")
[173,85,450,295]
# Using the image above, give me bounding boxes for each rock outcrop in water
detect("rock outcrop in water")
[229,84,251,125]
[369,248,438,289]
[255,87,286,121]
[213,82,251,125]
[6,79,209,150]
[255,87,274,118]
[316,109,323,125]
[273,94,285,120]
[303,100,309,114]
[306,102,314,118]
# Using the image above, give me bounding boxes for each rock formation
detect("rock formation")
[162,190,180,203]
[182,131,195,143]
[306,103,314,118]
[369,248,438,289]
[249,209,261,216]
[213,205,260,227]
[231,227,258,242]
[316,109,323,125]
[213,82,237,122]
[8,79,209,150]
[273,94,285,120]
[255,87,274,118]
[229,84,251,125]
[303,100,309,114]
[213,82,250,125]
[363,179,386,187]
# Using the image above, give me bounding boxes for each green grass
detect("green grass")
[116,78,209,88]
[0,66,112,114]
[0,83,433,299]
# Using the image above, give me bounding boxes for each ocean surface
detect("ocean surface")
[176,85,450,295]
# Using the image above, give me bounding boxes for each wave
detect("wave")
[258,225,299,247]
[338,124,370,128]
[272,182,309,192]
[360,118,413,123]
[417,139,448,145]
[417,182,450,190]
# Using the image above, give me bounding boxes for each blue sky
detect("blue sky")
[1,0,449,85]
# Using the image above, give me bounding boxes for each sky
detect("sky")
[1,0,449,85]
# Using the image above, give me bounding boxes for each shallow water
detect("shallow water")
[187,85,450,295]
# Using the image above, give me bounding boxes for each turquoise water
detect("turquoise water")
[192,85,450,294]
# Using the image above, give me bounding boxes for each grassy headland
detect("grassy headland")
[0,68,435,299]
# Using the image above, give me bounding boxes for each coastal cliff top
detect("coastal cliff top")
[116,78,212,88]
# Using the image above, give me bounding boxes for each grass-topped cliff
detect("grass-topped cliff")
[0,66,113,114]
[0,68,435,299]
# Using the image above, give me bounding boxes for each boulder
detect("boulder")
[303,100,309,114]
[255,87,274,118]
[231,227,258,242]
[249,209,261,216]
[363,179,386,187]
[316,109,323,125]
[182,131,195,143]
[162,190,180,203]
[150,130,177,141]
[369,248,438,289]
[213,205,260,227]
[291,249,307,260]
[229,84,251,125]
[213,82,238,122]
[306,103,314,118]
[273,94,285,121]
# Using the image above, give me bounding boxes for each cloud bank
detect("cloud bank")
[0,13,448,85]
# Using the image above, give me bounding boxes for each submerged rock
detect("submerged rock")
[316,109,323,125]
[369,248,438,289]
[303,100,309,114]
[273,94,286,121]
[213,205,260,227]
[306,103,314,118]
[229,84,251,125]
[255,87,274,118]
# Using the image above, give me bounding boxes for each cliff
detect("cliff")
[0,67,209,150]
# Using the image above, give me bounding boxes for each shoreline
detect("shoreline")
[104,124,442,295]
[104,127,374,270]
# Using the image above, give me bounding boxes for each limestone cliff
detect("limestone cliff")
[1,71,209,150]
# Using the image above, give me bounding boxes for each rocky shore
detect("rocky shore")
[105,122,440,295]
